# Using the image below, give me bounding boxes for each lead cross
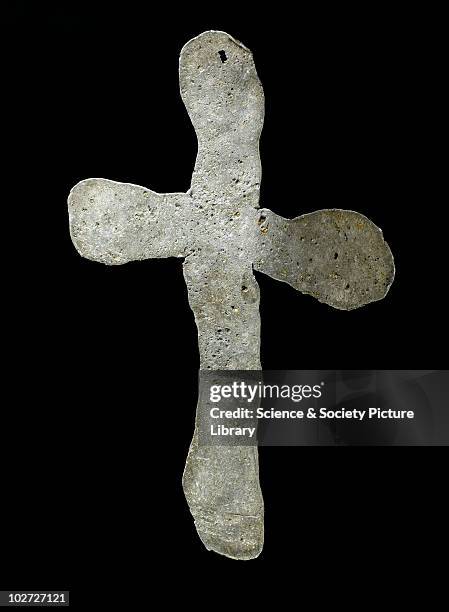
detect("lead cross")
[68,31,395,560]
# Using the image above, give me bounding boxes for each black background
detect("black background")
[3,2,447,606]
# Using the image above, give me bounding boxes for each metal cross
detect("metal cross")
[68,31,394,559]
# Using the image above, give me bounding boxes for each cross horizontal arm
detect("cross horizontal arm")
[68,178,196,265]
[252,208,395,310]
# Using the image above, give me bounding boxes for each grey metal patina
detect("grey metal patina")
[68,31,395,560]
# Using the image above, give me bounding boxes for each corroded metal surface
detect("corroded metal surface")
[68,31,394,560]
